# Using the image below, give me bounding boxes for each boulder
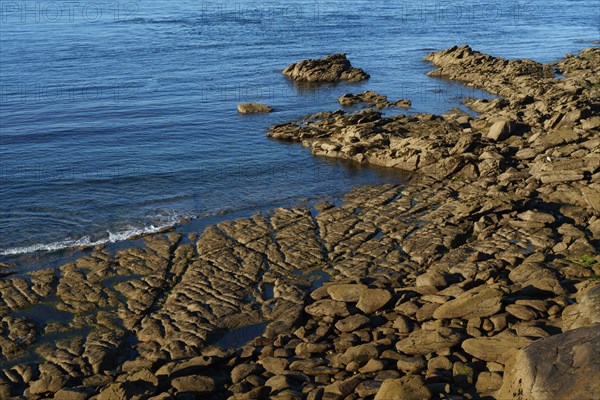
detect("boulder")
[282,54,369,82]
[374,375,432,400]
[487,119,519,141]
[498,324,600,400]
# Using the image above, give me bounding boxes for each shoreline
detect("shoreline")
[0,45,598,399]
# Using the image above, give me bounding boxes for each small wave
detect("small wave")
[0,222,180,257]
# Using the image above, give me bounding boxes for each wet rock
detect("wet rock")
[238,103,272,114]
[283,54,369,82]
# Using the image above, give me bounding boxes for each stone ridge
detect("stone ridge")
[0,46,598,399]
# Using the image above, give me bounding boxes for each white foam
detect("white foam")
[0,221,180,256]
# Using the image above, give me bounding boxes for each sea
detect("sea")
[1,0,598,268]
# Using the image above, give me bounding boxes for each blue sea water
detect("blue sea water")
[0,0,598,264]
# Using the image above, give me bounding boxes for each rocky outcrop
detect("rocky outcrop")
[338,90,411,109]
[282,53,369,82]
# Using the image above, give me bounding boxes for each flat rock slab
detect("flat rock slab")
[432,286,503,319]
[462,331,534,365]
[327,283,367,302]
[396,327,464,355]
[498,324,600,400]
[357,288,392,314]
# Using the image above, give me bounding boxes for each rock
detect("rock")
[335,314,370,332]
[283,53,369,82]
[498,324,600,400]
[475,371,503,393]
[452,361,475,388]
[232,363,263,384]
[327,283,367,302]
[393,315,414,334]
[339,343,379,365]
[432,286,503,319]
[264,375,293,392]
[356,380,382,397]
[561,284,600,331]
[415,271,448,289]
[462,331,534,365]
[506,304,538,321]
[487,120,518,141]
[356,289,392,314]
[259,357,289,375]
[396,355,426,373]
[170,375,215,394]
[374,375,432,400]
[359,359,385,373]
[324,375,363,397]
[509,262,564,296]
[29,364,69,395]
[54,387,93,400]
[305,299,350,318]
[237,103,272,114]
[395,99,412,108]
[396,327,464,355]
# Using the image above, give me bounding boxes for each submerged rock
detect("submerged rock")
[237,103,272,114]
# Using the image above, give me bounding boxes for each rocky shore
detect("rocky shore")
[0,46,598,400]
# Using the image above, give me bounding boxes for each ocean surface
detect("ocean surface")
[1,0,598,266]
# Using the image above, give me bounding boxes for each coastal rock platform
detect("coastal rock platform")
[0,45,598,399]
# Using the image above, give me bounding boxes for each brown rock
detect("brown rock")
[432,286,503,319]
[237,103,272,114]
[357,289,392,314]
[498,324,600,400]
[374,375,432,400]
[462,331,534,365]
[327,283,367,302]
[396,327,464,355]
